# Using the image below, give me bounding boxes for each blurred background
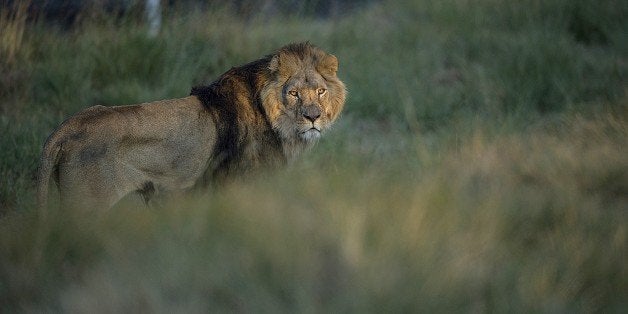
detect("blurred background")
[1,0,627,312]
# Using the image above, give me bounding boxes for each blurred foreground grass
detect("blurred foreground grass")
[1,0,627,312]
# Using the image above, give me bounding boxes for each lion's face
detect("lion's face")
[282,70,333,141]
[261,43,346,144]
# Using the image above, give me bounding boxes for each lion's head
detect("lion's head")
[261,43,346,145]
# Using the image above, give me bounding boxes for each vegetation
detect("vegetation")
[1,0,627,311]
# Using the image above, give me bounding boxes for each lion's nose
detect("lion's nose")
[303,105,321,122]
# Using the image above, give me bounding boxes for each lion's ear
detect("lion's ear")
[318,54,338,76]
[269,55,280,73]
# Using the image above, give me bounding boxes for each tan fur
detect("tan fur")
[37,43,346,210]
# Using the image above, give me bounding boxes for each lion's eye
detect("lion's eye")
[288,90,299,97]
[317,88,327,95]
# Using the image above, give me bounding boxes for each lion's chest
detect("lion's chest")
[203,132,286,183]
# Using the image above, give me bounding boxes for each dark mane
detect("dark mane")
[190,54,273,110]
[189,55,275,185]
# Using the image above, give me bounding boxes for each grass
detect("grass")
[1,0,627,312]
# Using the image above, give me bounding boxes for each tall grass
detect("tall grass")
[1,111,626,312]
[0,1,29,66]
[0,0,627,311]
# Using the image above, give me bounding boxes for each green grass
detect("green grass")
[1,0,627,312]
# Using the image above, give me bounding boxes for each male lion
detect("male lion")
[37,42,346,210]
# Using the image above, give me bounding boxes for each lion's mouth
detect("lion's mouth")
[299,127,321,140]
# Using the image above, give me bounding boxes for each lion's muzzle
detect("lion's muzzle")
[302,105,321,123]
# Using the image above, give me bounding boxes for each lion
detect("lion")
[36,42,346,210]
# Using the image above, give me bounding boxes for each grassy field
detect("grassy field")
[1,0,627,312]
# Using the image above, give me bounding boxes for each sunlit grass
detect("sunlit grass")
[0,1,29,66]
